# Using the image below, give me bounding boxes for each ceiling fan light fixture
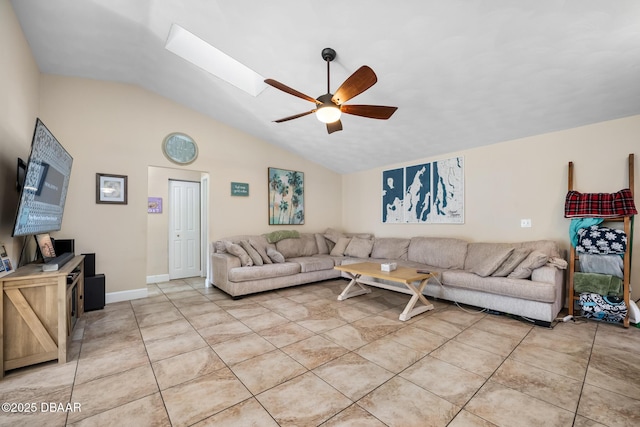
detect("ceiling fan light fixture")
[316,104,341,123]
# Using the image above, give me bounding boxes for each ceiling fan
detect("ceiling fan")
[265,48,398,134]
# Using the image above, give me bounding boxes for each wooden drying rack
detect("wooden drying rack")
[567,153,634,327]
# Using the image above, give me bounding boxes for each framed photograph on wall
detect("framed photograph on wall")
[96,173,128,204]
[268,167,304,225]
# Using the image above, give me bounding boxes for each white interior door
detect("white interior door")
[169,180,201,279]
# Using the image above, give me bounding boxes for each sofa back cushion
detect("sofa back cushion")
[315,233,330,254]
[408,237,468,269]
[276,233,319,258]
[371,238,410,260]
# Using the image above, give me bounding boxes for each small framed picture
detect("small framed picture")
[148,197,163,213]
[96,173,128,204]
[0,243,14,278]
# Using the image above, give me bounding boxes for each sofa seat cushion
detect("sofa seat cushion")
[287,256,336,273]
[441,270,556,303]
[228,263,301,282]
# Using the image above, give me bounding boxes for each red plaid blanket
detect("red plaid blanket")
[565,188,637,218]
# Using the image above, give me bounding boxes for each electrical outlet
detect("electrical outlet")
[520,219,532,228]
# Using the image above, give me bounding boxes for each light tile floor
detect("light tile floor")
[1,277,639,426]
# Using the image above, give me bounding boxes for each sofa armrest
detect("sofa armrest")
[531,265,562,285]
[532,265,565,307]
[212,253,241,286]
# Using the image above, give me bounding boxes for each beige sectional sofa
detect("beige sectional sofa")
[209,231,567,326]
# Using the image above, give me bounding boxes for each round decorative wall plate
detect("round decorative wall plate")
[162,132,198,165]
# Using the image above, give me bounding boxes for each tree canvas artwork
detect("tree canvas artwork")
[268,168,304,225]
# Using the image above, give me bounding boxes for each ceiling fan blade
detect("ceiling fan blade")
[273,109,316,123]
[331,66,377,105]
[264,79,318,104]
[326,120,343,134]
[341,104,398,120]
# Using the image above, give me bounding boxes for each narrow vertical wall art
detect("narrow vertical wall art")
[268,167,305,225]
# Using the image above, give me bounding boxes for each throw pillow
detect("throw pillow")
[508,250,549,279]
[470,247,514,277]
[264,230,300,244]
[323,227,344,243]
[214,240,228,253]
[249,239,272,264]
[267,247,285,263]
[344,237,375,258]
[491,248,531,277]
[240,240,263,266]
[330,237,352,256]
[225,241,253,267]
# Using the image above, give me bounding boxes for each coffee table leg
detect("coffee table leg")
[398,279,434,321]
[337,273,371,301]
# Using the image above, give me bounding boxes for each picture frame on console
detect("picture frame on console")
[0,244,15,278]
[96,173,128,204]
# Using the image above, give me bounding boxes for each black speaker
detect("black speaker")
[54,239,75,255]
[84,274,105,311]
[82,253,96,277]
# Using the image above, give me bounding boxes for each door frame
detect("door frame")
[200,174,210,285]
[146,166,210,285]
[168,179,202,280]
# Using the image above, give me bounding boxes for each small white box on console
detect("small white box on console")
[381,262,397,272]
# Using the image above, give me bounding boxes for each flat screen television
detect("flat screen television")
[12,119,73,237]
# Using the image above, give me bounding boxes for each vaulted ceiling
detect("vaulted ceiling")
[12,1,640,173]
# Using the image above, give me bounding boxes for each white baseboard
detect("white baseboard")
[146,274,170,284]
[106,288,148,304]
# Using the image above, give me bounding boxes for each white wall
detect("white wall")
[37,75,343,294]
[342,116,640,300]
[0,0,40,266]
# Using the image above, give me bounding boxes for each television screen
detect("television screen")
[12,119,73,237]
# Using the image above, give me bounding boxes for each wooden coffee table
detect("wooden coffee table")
[334,262,435,321]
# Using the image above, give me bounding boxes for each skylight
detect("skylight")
[165,24,266,97]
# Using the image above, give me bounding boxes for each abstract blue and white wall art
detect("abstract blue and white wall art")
[382,156,464,224]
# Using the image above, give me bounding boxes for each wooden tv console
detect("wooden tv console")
[0,255,84,378]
